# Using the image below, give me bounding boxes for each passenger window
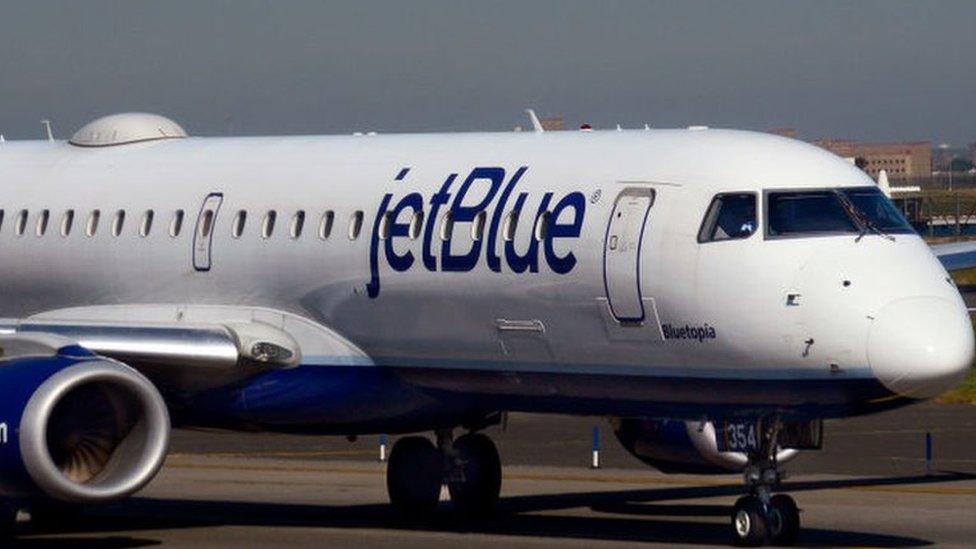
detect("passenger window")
[290,210,305,239]
[170,210,185,238]
[232,210,247,238]
[200,210,214,238]
[36,209,50,237]
[348,211,364,240]
[318,211,334,240]
[112,210,126,237]
[61,210,74,237]
[698,193,757,242]
[262,210,277,239]
[534,211,550,241]
[15,209,27,236]
[471,211,487,241]
[378,212,392,240]
[502,211,518,242]
[86,210,101,237]
[140,210,154,237]
[439,211,454,241]
[409,211,424,240]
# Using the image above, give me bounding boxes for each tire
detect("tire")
[768,494,800,546]
[386,436,443,516]
[447,433,502,517]
[731,496,768,547]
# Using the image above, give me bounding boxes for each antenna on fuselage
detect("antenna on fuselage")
[524,109,544,133]
[40,119,54,141]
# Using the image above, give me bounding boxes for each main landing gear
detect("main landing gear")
[387,429,501,517]
[730,421,800,547]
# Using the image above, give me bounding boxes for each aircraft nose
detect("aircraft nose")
[868,297,974,399]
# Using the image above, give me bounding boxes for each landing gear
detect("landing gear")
[729,420,801,546]
[732,496,767,546]
[768,494,800,545]
[386,436,443,515]
[386,430,502,517]
[446,433,502,516]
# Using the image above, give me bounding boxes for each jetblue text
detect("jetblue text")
[367,167,586,298]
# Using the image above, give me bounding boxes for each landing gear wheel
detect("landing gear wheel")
[731,496,768,546]
[768,494,800,546]
[386,436,443,516]
[447,433,501,516]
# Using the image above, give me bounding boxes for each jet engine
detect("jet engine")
[612,418,799,474]
[0,341,169,503]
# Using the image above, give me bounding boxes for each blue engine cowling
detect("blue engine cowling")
[612,418,797,474]
[0,338,169,503]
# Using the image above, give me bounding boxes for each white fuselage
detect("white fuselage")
[0,128,970,425]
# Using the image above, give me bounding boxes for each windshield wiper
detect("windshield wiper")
[837,192,895,243]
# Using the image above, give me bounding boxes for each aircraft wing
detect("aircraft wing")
[931,241,976,272]
[0,317,301,394]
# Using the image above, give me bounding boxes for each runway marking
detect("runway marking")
[162,461,976,496]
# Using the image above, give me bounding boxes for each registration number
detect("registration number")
[717,420,761,453]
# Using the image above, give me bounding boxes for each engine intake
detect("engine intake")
[0,340,169,503]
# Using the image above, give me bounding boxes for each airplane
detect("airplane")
[0,112,972,546]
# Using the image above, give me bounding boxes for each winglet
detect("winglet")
[525,109,544,133]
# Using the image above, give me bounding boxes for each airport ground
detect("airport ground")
[9,402,976,547]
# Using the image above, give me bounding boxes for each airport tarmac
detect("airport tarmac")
[9,402,976,547]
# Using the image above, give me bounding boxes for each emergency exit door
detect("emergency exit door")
[604,189,655,323]
[193,193,223,271]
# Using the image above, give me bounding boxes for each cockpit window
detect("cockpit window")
[698,193,757,243]
[839,187,914,234]
[767,191,858,237]
[767,187,914,238]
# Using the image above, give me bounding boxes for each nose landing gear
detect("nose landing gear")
[730,420,801,546]
[386,429,502,518]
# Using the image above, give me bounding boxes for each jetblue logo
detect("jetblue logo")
[367,166,586,298]
[0,422,7,445]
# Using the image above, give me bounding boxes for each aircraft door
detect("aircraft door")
[604,189,655,323]
[193,193,223,272]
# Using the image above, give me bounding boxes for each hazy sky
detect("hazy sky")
[1,1,974,144]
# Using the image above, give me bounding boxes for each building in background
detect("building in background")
[514,115,565,132]
[810,139,931,180]
[539,116,565,131]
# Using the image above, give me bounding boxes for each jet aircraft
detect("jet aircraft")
[0,112,972,545]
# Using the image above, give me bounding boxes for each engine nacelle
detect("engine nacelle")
[0,336,169,503]
[612,418,798,474]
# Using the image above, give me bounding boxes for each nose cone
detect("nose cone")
[868,297,974,399]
